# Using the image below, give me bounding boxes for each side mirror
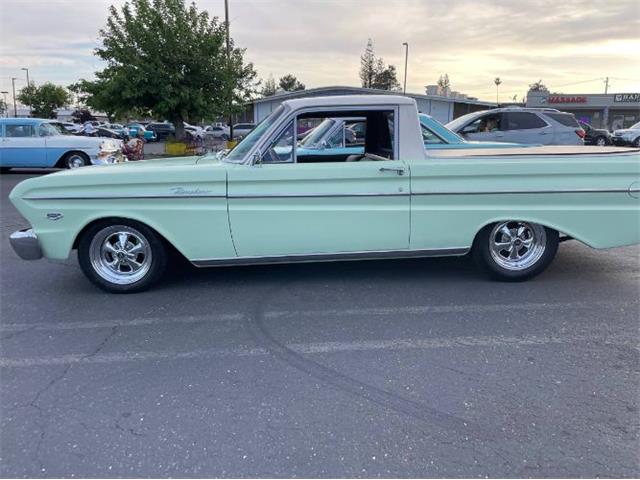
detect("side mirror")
[252,151,262,165]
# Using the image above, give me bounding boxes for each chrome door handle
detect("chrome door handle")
[379,167,405,176]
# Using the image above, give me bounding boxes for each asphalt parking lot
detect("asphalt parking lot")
[1,170,639,478]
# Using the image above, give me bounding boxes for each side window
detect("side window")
[462,113,502,134]
[261,120,294,164]
[421,125,445,145]
[505,112,547,130]
[5,124,35,138]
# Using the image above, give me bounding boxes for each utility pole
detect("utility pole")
[494,77,502,105]
[11,77,17,117]
[224,0,233,142]
[21,67,30,115]
[604,77,610,94]
[402,42,409,95]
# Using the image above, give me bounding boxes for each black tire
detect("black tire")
[77,219,168,293]
[595,136,608,147]
[472,221,559,282]
[63,151,89,169]
[221,134,229,141]
[633,137,640,148]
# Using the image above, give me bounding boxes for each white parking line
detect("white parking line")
[0,332,635,368]
[1,300,636,332]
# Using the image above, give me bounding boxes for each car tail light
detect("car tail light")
[575,128,586,139]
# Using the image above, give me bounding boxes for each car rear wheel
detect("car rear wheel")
[64,152,89,169]
[473,221,559,281]
[595,136,607,146]
[78,220,167,293]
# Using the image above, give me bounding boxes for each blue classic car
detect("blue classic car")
[127,123,157,142]
[0,118,117,171]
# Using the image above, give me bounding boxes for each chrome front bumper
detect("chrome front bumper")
[9,228,43,260]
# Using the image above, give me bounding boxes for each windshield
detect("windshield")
[299,118,337,147]
[46,123,70,135]
[224,105,285,163]
[40,123,61,136]
[446,111,485,132]
[630,121,640,130]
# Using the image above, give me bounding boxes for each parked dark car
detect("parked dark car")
[579,121,611,146]
[146,122,175,140]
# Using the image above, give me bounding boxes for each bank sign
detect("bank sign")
[614,93,640,103]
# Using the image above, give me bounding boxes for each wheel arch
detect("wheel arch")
[471,216,593,248]
[72,215,188,261]
[55,150,89,168]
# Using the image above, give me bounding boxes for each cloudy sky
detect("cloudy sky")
[1,0,639,103]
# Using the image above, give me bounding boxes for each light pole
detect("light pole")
[1,91,8,117]
[402,42,409,95]
[21,67,31,115]
[11,77,18,117]
[494,77,502,105]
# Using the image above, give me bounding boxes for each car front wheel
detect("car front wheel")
[78,220,167,293]
[473,221,559,281]
[595,136,608,146]
[64,152,89,169]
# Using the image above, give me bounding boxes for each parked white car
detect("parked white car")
[612,122,640,147]
[204,125,230,140]
[232,122,256,139]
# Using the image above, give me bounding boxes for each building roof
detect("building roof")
[252,85,496,107]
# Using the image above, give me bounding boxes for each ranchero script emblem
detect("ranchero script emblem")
[170,187,213,196]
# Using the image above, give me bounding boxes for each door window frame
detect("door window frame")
[253,105,400,165]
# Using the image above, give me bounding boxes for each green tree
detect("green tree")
[528,80,549,92]
[261,75,277,96]
[0,98,7,117]
[359,39,399,91]
[437,74,450,90]
[359,39,377,88]
[71,108,97,124]
[278,74,305,92]
[75,0,257,139]
[17,83,70,118]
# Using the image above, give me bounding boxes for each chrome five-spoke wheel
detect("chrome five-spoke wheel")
[474,220,559,281]
[79,220,167,292]
[489,221,546,271]
[89,227,152,284]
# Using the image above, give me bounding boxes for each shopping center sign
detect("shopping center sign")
[548,95,587,104]
[614,93,640,103]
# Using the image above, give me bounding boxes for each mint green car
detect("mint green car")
[9,95,640,292]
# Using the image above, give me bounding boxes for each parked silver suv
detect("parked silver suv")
[446,107,585,145]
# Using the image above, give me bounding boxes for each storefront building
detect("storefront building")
[526,91,640,130]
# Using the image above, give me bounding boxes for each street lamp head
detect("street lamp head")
[402,42,408,46]
[21,67,28,71]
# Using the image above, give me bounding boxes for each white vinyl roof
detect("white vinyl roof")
[281,94,417,111]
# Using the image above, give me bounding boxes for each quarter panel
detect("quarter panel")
[409,152,640,249]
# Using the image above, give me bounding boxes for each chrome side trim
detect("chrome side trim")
[9,228,43,260]
[412,188,633,196]
[191,247,469,268]
[230,192,409,199]
[22,188,637,201]
[23,194,226,200]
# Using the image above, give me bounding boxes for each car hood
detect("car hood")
[614,129,639,135]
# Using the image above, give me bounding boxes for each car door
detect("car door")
[226,110,410,258]
[460,112,507,143]
[2,122,47,167]
[502,112,551,144]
